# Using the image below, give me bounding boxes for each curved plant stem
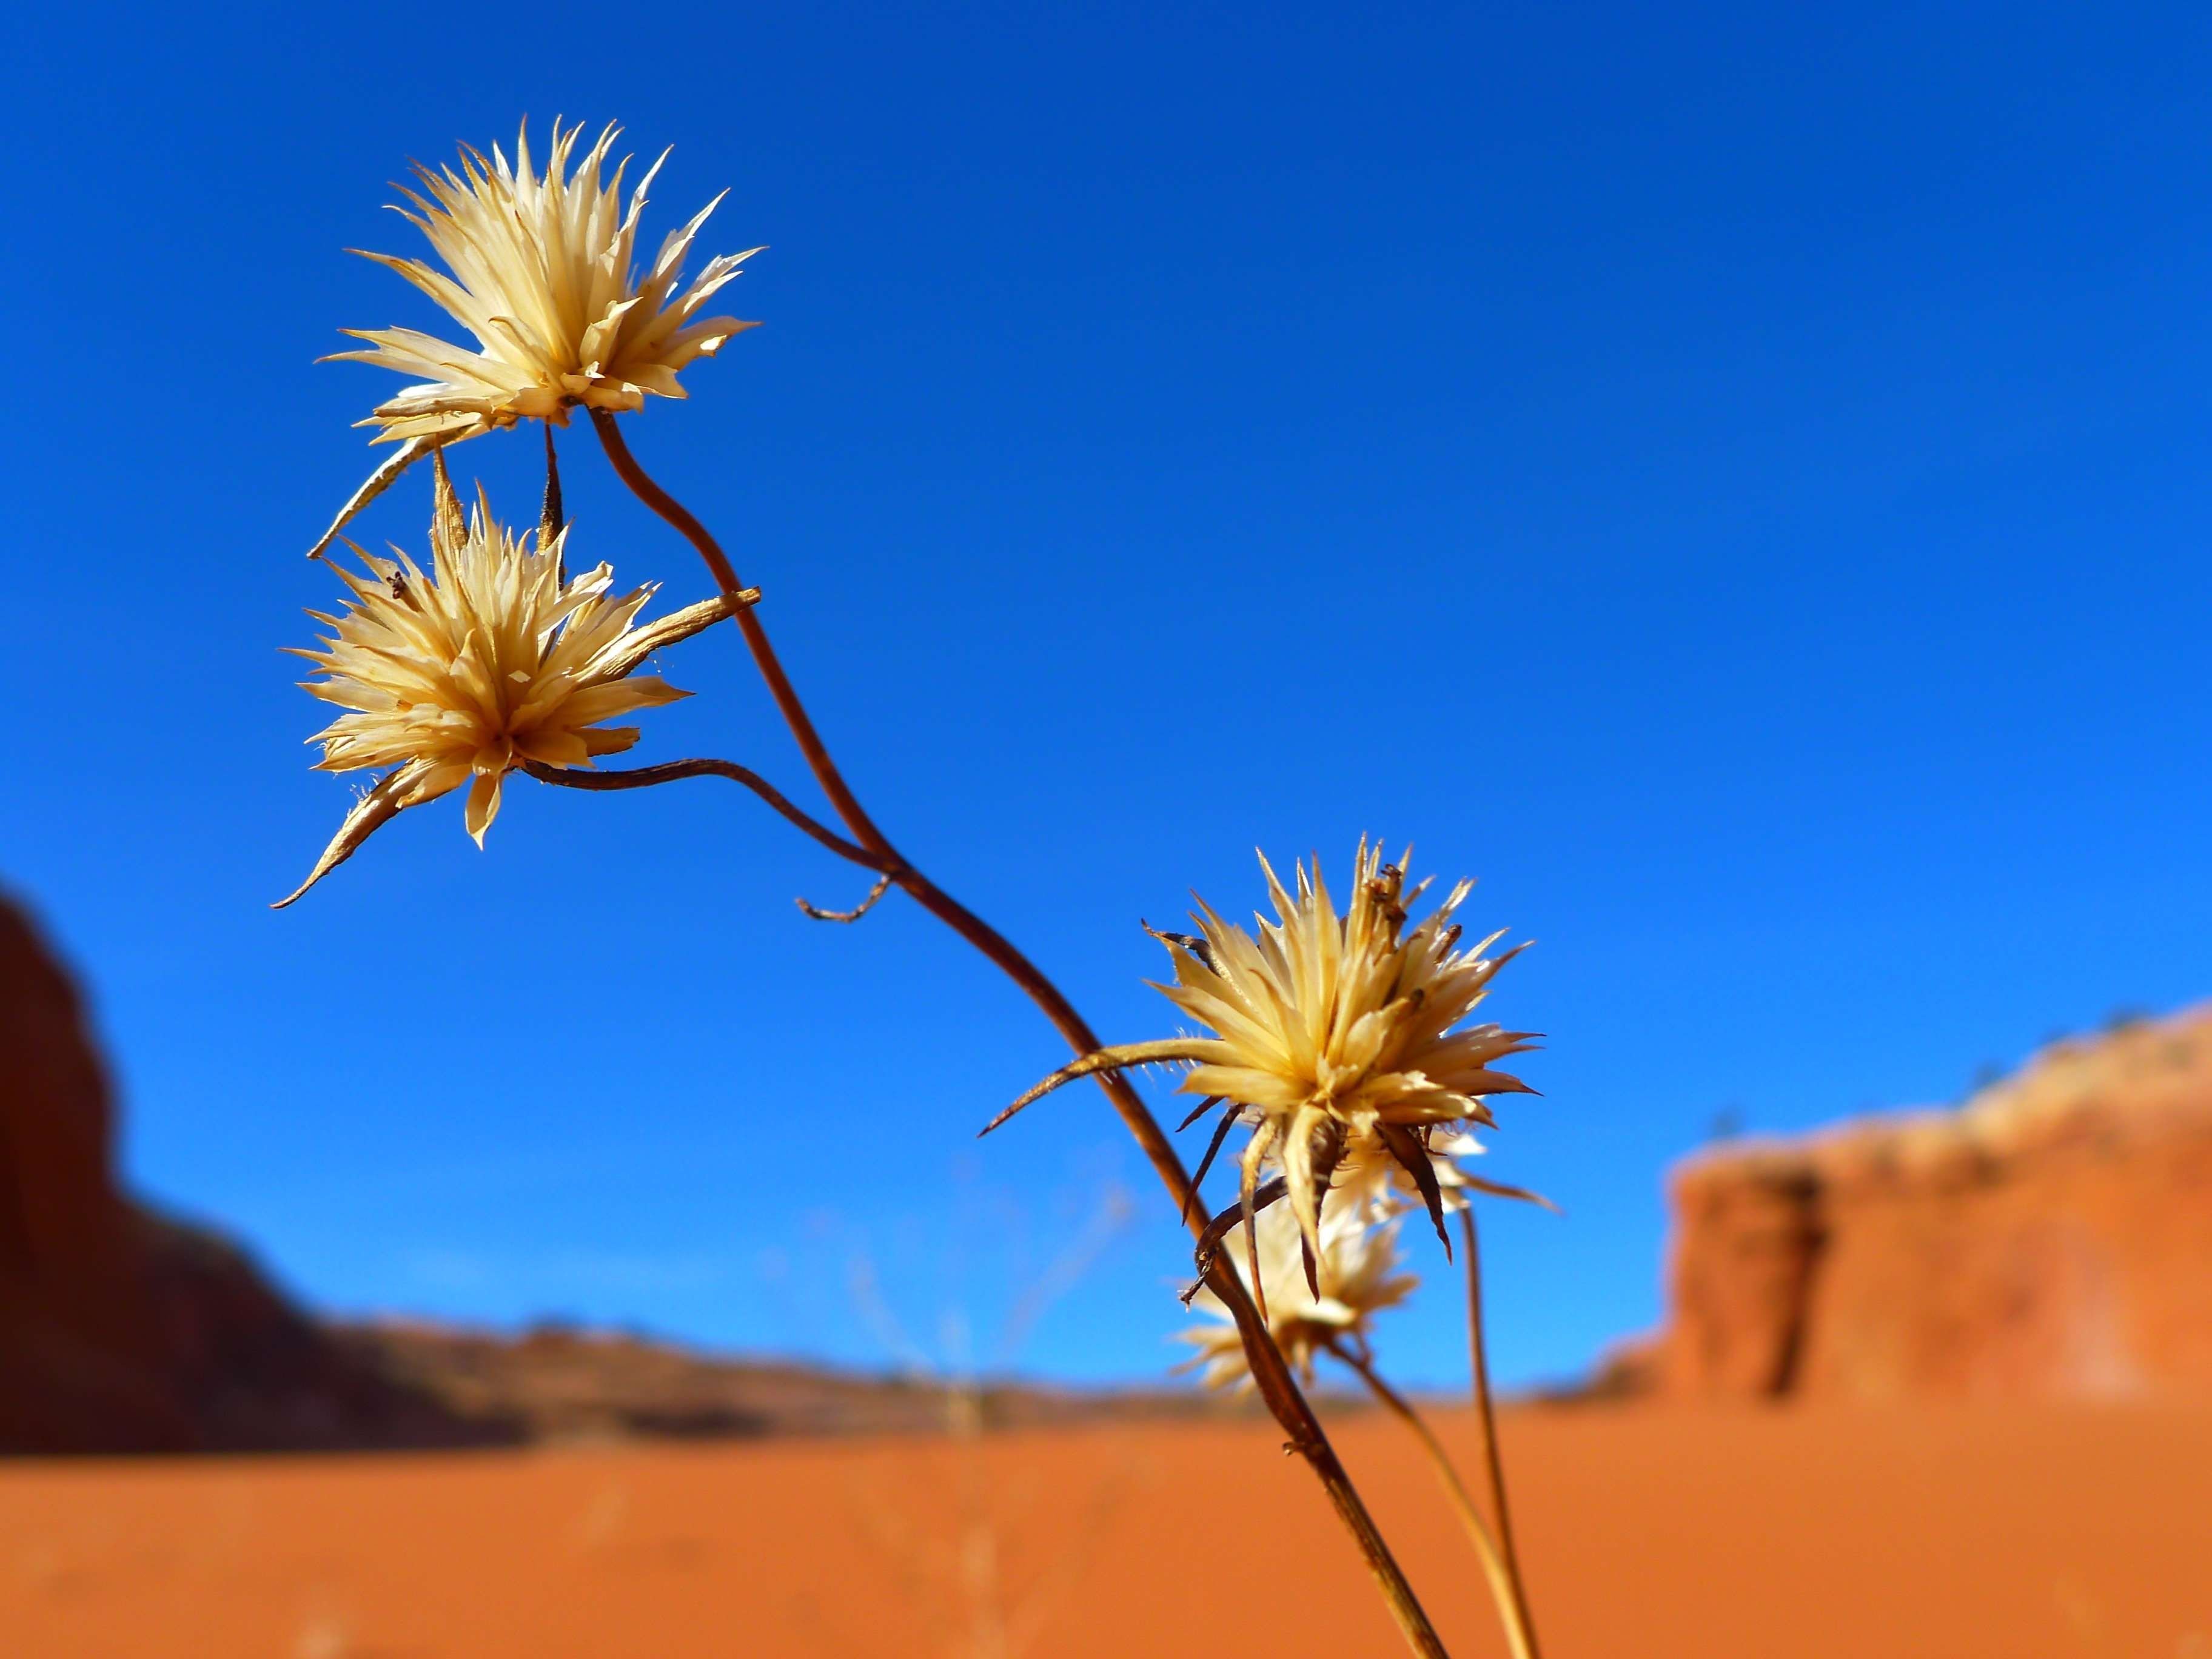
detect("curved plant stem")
[590,409,1450,1658]
[1332,1342,1537,1659]
[1463,1207,1543,1656]
[520,758,895,873]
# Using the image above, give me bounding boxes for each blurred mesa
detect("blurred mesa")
[1600,1005,2212,1403]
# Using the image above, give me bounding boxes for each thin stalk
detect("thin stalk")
[519,758,896,873]
[1463,1207,1542,1656]
[1332,1343,1536,1659]
[590,409,1449,1658]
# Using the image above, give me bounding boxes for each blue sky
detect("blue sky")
[4,2,2210,1389]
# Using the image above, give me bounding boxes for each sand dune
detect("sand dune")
[4,1401,2206,1657]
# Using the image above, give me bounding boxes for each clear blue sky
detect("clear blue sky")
[5,2,2210,1390]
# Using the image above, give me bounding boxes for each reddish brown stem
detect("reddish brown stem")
[519,757,892,873]
[591,409,1449,1658]
[1331,1340,1535,1659]
[1464,1206,1542,1657]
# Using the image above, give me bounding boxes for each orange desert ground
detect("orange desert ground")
[5,1400,2210,1658]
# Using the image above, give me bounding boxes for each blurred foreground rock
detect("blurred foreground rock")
[0,894,507,1453]
[1637,1008,2212,1400]
[0,894,1213,1453]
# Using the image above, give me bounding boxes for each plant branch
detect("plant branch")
[1332,1341,1537,1659]
[592,412,894,854]
[591,409,1450,1658]
[1463,1206,1543,1657]
[520,758,898,875]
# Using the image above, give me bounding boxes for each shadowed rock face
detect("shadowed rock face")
[0,893,511,1454]
[0,897,188,1450]
[1643,1009,2212,1401]
[0,893,1224,1454]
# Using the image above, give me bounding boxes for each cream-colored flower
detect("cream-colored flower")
[278,456,748,906]
[307,119,761,557]
[992,840,1535,1265]
[1181,1200,1415,1389]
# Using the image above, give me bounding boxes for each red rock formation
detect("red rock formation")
[0,895,196,1450]
[0,892,506,1453]
[0,892,1217,1453]
[1649,1008,2212,1400]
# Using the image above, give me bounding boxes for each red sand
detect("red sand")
[3,1404,2207,1657]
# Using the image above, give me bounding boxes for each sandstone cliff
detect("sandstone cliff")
[0,893,186,1449]
[0,893,509,1452]
[1647,1008,2212,1400]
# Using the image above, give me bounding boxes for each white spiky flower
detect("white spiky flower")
[308,119,761,557]
[993,841,1536,1270]
[1181,1200,1415,1389]
[278,456,747,906]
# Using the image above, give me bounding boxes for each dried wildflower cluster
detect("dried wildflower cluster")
[283,121,758,901]
[993,840,1540,1300]
[278,118,1547,1657]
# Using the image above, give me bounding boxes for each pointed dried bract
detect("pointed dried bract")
[1336,1127,1557,1222]
[1181,1201,1415,1389]
[278,457,746,905]
[997,840,1537,1264]
[308,118,761,556]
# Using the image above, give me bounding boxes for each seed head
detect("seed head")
[278,455,740,905]
[1181,1201,1415,1390]
[994,841,1537,1267]
[309,119,760,556]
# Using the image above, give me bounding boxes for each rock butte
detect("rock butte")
[1614,1007,2212,1401]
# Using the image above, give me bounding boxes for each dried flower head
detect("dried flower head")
[991,840,1535,1277]
[278,455,748,906]
[1181,1201,1415,1389]
[308,119,761,557]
